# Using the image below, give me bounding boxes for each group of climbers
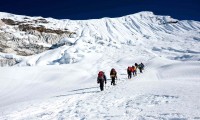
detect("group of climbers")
[97,68,117,91]
[127,62,144,79]
[97,62,144,91]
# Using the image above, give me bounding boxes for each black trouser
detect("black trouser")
[128,72,132,79]
[100,82,104,91]
[139,68,142,73]
[111,77,116,85]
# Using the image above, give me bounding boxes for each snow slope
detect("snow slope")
[0,11,200,119]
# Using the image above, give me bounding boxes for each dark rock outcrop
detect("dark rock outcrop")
[0,18,77,56]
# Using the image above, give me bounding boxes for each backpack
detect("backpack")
[111,68,116,74]
[111,68,115,72]
[128,67,132,72]
[138,64,143,69]
[132,66,136,71]
[135,63,138,67]
[98,71,104,79]
[141,63,144,68]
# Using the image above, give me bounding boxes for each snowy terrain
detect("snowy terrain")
[0,11,200,120]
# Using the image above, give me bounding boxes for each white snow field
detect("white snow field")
[0,11,200,120]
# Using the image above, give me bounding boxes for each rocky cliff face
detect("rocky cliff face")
[0,14,77,66]
[0,18,76,56]
[0,58,19,67]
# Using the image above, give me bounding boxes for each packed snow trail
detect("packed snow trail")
[2,60,200,120]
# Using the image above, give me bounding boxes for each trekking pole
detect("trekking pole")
[116,77,117,85]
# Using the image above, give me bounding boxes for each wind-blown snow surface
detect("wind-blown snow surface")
[0,11,200,119]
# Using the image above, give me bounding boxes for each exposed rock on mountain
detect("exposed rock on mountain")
[0,17,76,56]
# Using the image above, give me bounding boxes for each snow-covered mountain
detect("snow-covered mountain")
[0,11,200,66]
[0,11,200,119]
